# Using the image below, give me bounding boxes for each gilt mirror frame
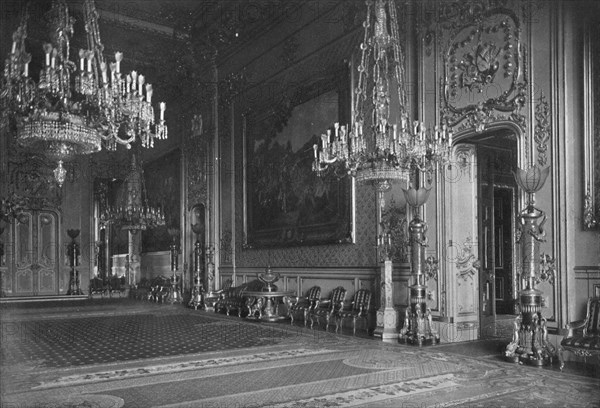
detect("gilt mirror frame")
[583,19,599,230]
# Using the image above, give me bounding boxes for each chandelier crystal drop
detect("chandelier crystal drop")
[1,0,168,185]
[312,0,451,183]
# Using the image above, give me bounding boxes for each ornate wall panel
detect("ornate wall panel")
[427,0,528,134]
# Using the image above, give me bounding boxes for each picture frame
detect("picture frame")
[242,77,353,248]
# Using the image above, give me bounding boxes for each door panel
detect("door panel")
[37,212,57,294]
[494,188,514,314]
[3,210,59,297]
[15,212,34,295]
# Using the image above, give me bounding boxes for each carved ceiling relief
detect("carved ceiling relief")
[432,1,527,134]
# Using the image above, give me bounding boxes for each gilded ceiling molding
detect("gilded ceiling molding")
[219,71,248,107]
[534,93,551,167]
[279,36,300,68]
[431,0,527,134]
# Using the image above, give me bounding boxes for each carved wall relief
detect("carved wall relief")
[435,1,527,133]
[534,93,551,167]
[455,237,481,315]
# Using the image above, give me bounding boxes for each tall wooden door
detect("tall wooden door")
[1,210,60,296]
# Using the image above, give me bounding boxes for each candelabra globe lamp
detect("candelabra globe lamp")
[1,0,168,186]
[398,181,440,346]
[505,164,556,365]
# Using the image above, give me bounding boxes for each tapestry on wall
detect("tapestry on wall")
[245,89,353,248]
[142,149,181,253]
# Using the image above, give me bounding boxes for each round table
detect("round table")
[244,290,295,322]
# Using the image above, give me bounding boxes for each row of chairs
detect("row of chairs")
[288,286,372,335]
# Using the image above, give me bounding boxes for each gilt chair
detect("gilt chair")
[335,288,371,335]
[288,286,321,326]
[559,297,600,371]
[310,286,347,331]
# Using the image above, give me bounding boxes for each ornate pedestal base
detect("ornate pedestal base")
[505,288,555,365]
[188,274,204,310]
[373,260,398,340]
[67,270,83,295]
[399,284,439,346]
[245,291,294,322]
[374,308,399,340]
[167,275,182,304]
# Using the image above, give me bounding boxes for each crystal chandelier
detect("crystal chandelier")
[102,152,165,232]
[312,0,451,184]
[1,0,168,186]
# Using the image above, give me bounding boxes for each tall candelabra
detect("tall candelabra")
[66,229,83,295]
[505,165,556,365]
[399,183,440,346]
[188,222,204,310]
[166,228,182,304]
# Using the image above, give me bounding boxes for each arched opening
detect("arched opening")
[456,128,519,339]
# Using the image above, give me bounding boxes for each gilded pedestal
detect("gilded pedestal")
[505,166,555,365]
[373,260,398,340]
[399,215,439,346]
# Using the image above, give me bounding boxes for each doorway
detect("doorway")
[474,133,518,338]
[1,210,60,296]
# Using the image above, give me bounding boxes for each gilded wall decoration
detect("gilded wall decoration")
[455,237,480,315]
[436,1,527,133]
[455,237,480,282]
[583,18,600,230]
[8,149,61,210]
[534,93,551,167]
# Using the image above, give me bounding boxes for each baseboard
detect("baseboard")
[0,295,89,303]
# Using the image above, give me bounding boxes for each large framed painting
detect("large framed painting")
[243,79,353,248]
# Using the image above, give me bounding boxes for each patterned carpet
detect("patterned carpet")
[1,299,599,408]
